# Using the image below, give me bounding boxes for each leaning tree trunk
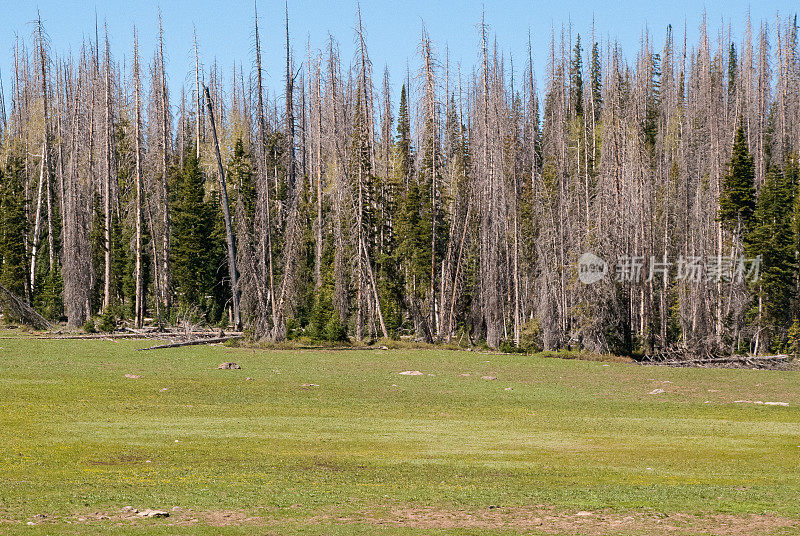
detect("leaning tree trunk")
[204,85,242,330]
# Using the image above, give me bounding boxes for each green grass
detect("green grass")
[1,335,799,534]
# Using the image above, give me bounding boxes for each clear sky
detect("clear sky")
[0,0,797,118]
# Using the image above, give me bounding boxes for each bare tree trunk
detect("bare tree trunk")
[158,14,171,313]
[133,29,145,328]
[204,85,242,330]
[29,145,46,290]
[194,30,201,160]
[254,5,276,333]
[102,30,113,312]
[314,59,323,290]
[31,14,55,294]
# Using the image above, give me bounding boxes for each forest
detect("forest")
[0,8,799,358]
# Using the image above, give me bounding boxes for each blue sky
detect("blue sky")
[0,1,797,118]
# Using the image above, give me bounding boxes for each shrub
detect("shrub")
[323,315,348,342]
[98,311,116,333]
[83,317,97,334]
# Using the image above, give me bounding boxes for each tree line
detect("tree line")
[1,9,799,356]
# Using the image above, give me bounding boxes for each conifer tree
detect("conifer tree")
[171,144,214,311]
[719,124,756,238]
[748,165,796,347]
[570,34,584,118]
[589,41,602,123]
[0,154,29,305]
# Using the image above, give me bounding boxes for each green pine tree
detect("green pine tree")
[0,153,29,309]
[171,144,215,312]
[590,41,602,123]
[570,34,584,118]
[228,137,255,223]
[719,123,756,237]
[747,165,796,348]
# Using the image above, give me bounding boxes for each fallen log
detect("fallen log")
[36,332,155,340]
[137,335,241,351]
[0,282,52,330]
[33,330,243,340]
[651,354,790,367]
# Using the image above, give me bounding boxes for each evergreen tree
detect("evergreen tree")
[90,195,106,309]
[727,42,737,102]
[0,153,29,306]
[396,84,413,185]
[644,53,661,152]
[393,84,416,330]
[748,165,796,347]
[590,41,602,123]
[719,124,756,237]
[206,189,231,324]
[228,137,255,222]
[171,144,215,311]
[570,34,584,118]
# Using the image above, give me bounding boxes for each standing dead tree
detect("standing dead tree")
[204,85,242,330]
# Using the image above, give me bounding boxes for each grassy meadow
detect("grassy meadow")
[1,334,799,535]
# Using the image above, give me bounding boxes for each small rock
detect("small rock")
[399,370,424,376]
[575,511,593,517]
[77,517,86,522]
[125,374,141,379]
[27,521,35,525]
[136,509,169,518]
[160,387,168,392]
[245,377,254,381]
[301,383,319,388]
[481,375,497,381]
[217,362,241,370]
[504,387,513,391]
[649,388,665,394]
[379,345,389,350]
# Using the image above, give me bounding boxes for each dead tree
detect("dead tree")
[132,28,145,328]
[204,85,242,330]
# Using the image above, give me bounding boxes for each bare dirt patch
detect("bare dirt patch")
[19,508,274,528]
[17,506,800,534]
[309,506,800,535]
